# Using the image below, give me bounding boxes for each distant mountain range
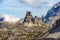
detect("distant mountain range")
[0,14,20,22]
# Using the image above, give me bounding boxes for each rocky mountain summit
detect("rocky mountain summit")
[45,2,60,25]
[23,11,44,27]
[45,2,60,19]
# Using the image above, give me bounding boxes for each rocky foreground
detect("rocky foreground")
[0,24,50,40]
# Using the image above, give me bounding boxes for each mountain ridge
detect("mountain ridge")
[45,2,60,19]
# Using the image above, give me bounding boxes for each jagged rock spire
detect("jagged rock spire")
[26,11,32,16]
[23,11,43,27]
[23,11,33,23]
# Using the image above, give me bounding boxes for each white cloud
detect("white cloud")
[22,0,35,6]
[22,0,36,7]
[22,0,60,7]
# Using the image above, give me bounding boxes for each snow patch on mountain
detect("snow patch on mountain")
[0,14,20,22]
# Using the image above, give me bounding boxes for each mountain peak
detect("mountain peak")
[45,2,60,19]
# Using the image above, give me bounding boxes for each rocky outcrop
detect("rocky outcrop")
[38,19,60,39]
[23,11,45,27]
[23,11,34,27]
[46,19,60,39]
[23,11,33,23]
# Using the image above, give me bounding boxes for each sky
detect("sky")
[0,0,60,18]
